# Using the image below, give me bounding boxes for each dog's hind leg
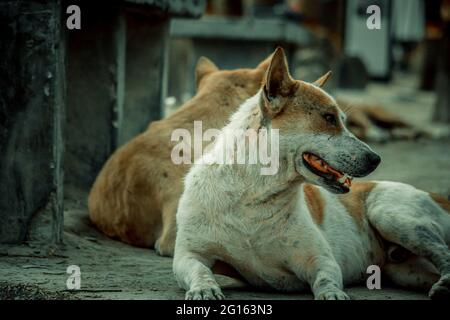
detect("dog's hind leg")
[367,183,450,299]
[155,200,178,257]
[384,255,439,291]
[374,218,450,299]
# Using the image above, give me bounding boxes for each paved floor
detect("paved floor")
[1,74,449,300]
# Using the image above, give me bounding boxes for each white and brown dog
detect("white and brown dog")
[173,47,450,300]
[89,51,428,258]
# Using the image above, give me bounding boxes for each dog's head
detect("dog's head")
[262,47,380,194]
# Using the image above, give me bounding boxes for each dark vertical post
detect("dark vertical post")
[65,3,126,190]
[65,1,205,190]
[120,11,169,145]
[0,1,65,243]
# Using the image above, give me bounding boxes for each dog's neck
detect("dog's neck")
[203,90,305,213]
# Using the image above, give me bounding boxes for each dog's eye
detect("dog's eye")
[323,113,337,125]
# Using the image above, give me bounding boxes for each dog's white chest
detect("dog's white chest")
[221,243,307,291]
[211,215,307,291]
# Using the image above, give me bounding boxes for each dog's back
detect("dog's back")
[88,57,270,251]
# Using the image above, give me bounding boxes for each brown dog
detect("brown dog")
[88,55,272,256]
[337,100,422,142]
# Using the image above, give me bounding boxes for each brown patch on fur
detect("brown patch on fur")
[338,182,376,229]
[271,82,344,136]
[303,184,325,225]
[429,193,450,213]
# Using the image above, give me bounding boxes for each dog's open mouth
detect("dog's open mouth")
[302,153,353,190]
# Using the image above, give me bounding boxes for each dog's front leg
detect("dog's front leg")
[295,254,349,300]
[310,257,349,300]
[173,250,224,300]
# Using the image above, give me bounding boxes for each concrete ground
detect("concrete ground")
[1,74,449,300]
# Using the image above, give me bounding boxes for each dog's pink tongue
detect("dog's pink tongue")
[345,177,352,187]
[304,154,344,178]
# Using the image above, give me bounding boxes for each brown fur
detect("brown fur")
[271,83,343,136]
[313,71,332,87]
[303,184,325,225]
[337,182,376,229]
[429,193,450,213]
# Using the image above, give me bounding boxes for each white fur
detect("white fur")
[173,91,450,300]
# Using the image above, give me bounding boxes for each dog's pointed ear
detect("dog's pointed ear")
[262,47,295,115]
[195,56,219,89]
[256,52,274,71]
[313,71,332,88]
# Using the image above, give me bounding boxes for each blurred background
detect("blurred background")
[167,0,449,116]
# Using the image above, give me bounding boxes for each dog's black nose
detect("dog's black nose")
[365,152,381,169]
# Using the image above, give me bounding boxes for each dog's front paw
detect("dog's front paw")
[186,285,225,300]
[315,289,350,300]
[429,274,450,300]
